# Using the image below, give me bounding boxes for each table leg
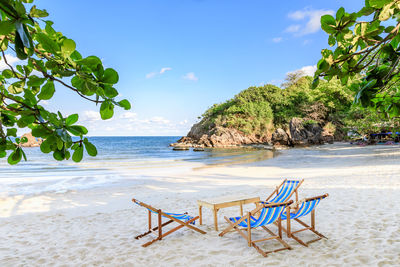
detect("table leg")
[199,205,203,225]
[213,208,218,231]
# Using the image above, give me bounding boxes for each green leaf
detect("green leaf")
[336,7,345,20]
[8,81,25,94]
[36,33,60,54]
[328,35,336,46]
[2,69,13,79]
[6,128,17,137]
[369,0,392,9]
[0,20,15,35]
[40,139,52,153]
[378,3,394,21]
[67,125,88,136]
[83,139,97,157]
[27,75,46,87]
[8,148,22,165]
[53,149,65,161]
[32,126,50,138]
[102,68,119,84]
[0,150,6,158]
[29,5,49,18]
[15,31,28,59]
[0,0,19,18]
[21,149,27,161]
[14,1,26,16]
[100,101,114,120]
[72,145,83,162]
[104,86,118,98]
[76,56,102,70]
[320,15,336,34]
[38,80,55,100]
[65,114,79,126]
[117,99,131,110]
[61,39,76,57]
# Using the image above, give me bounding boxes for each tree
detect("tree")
[314,0,400,118]
[0,0,131,164]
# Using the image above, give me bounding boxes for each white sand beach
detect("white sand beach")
[1,143,400,266]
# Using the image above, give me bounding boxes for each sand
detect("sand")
[1,143,400,266]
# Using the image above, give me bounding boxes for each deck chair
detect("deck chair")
[264,179,304,204]
[219,200,293,257]
[132,198,206,247]
[281,193,328,247]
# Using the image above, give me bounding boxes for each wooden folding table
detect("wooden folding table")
[197,195,260,231]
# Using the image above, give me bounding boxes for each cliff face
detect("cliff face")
[176,121,271,147]
[174,117,332,148]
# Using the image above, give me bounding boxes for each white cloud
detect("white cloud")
[150,116,170,124]
[287,65,317,77]
[83,110,101,122]
[145,72,157,79]
[146,67,172,79]
[79,110,195,136]
[286,8,334,36]
[182,72,198,81]
[284,24,301,33]
[160,67,172,74]
[0,54,21,71]
[272,37,283,43]
[120,112,137,119]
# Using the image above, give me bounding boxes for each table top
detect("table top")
[197,195,260,206]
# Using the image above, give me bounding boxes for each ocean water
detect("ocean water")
[0,136,274,196]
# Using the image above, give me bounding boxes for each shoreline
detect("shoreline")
[1,143,400,266]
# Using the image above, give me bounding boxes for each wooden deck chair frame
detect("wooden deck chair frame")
[265,178,304,204]
[283,194,328,247]
[219,200,293,257]
[132,198,206,247]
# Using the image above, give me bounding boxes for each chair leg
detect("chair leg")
[287,217,327,247]
[158,209,162,240]
[135,220,173,240]
[141,216,202,247]
[247,212,251,247]
[252,225,291,257]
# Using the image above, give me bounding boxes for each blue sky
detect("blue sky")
[19,0,364,136]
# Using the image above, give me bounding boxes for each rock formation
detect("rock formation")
[172,117,334,148]
[20,132,42,147]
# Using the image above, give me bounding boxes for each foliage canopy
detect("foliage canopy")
[0,0,131,164]
[314,0,400,118]
[200,74,354,136]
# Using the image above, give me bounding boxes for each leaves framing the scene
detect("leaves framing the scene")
[0,0,131,164]
[314,0,400,119]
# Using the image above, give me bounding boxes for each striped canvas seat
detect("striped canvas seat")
[132,198,206,247]
[219,200,293,257]
[267,180,301,203]
[229,204,286,228]
[134,201,195,224]
[281,197,321,220]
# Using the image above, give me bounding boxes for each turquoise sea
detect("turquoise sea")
[0,136,274,196]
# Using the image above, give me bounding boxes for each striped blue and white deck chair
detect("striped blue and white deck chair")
[281,194,328,247]
[219,200,293,257]
[264,179,304,204]
[132,198,206,247]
